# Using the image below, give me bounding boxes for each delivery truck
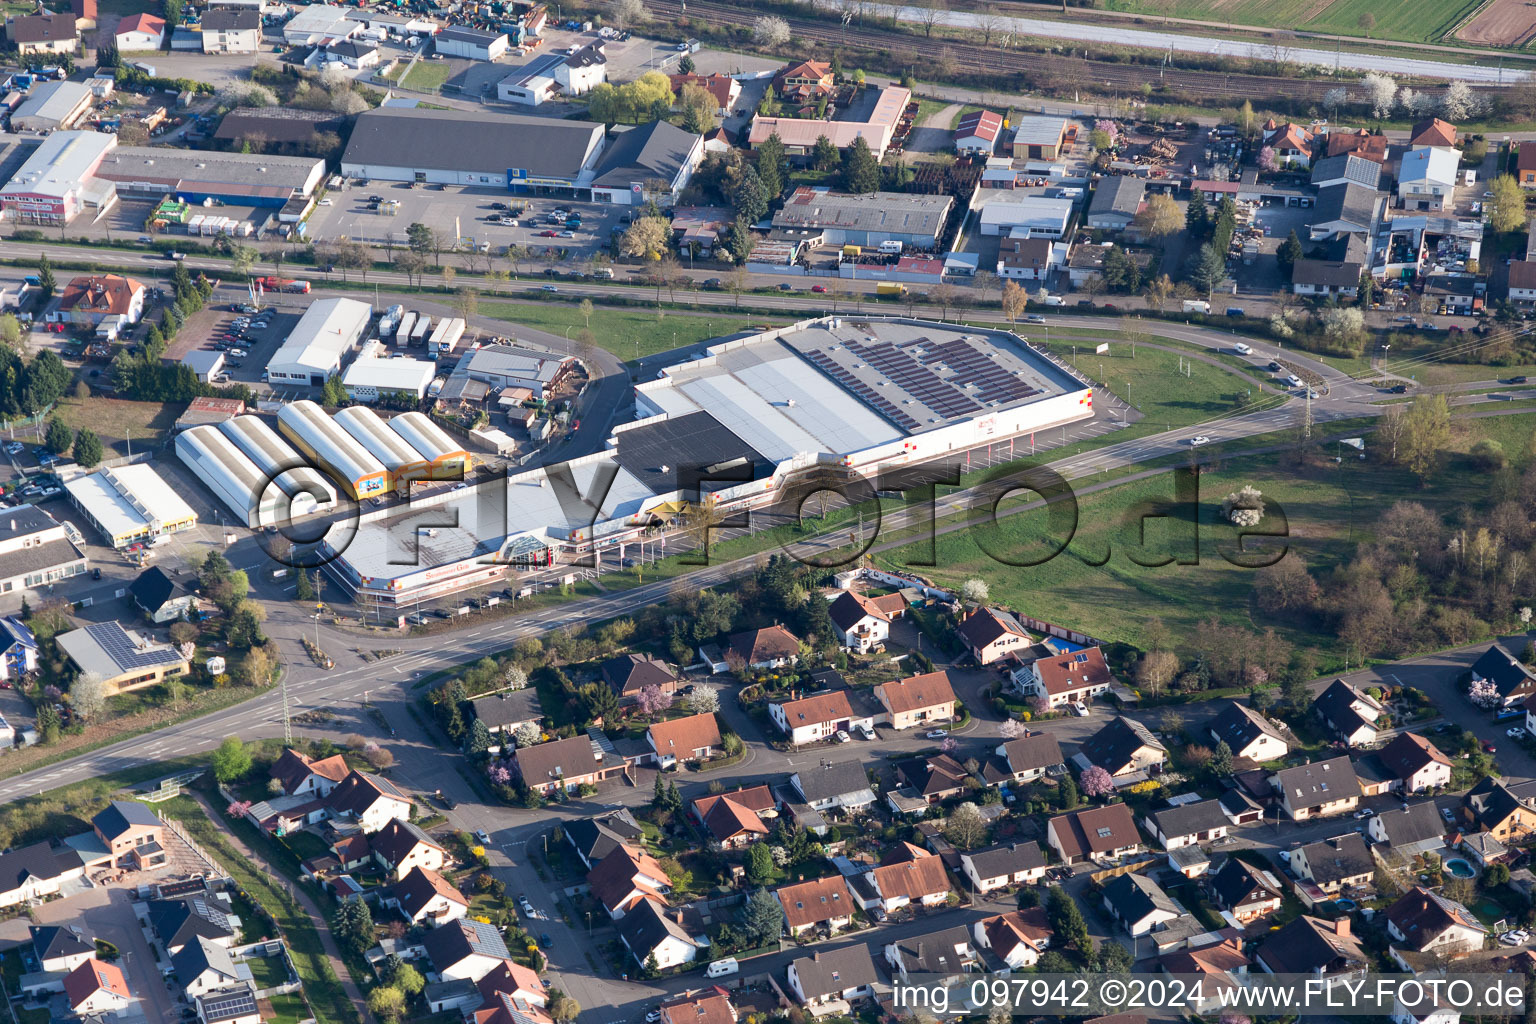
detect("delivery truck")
[876,282,907,297]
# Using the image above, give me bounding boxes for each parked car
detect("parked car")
[811,284,827,293]
[1073,700,1090,716]
[834,729,850,743]
[778,283,794,291]
[1442,807,1456,822]
[925,730,948,739]
[1508,727,1527,739]
[1484,740,1498,753]
[475,829,492,845]
[1352,807,1375,819]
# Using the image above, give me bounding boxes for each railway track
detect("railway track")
[651,0,1481,103]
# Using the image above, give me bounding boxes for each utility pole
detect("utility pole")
[281,673,292,745]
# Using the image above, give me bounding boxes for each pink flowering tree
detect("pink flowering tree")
[227,800,251,818]
[998,718,1022,739]
[1468,677,1502,709]
[1094,119,1119,145]
[636,684,673,718]
[1029,696,1052,717]
[941,737,958,755]
[1258,146,1279,172]
[486,763,512,786]
[1080,765,1115,799]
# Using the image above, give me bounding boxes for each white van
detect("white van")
[705,958,739,979]
[1284,374,1303,388]
[1233,342,1252,355]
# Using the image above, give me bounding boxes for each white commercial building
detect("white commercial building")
[200,8,261,53]
[388,412,471,481]
[0,131,117,225]
[0,504,87,597]
[498,52,563,105]
[977,193,1076,238]
[434,26,507,61]
[282,4,356,45]
[63,465,197,549]
[11,81,93,132]
[341,356,435,403]
[1398,146,1460,213]
[277,400,389,499]
[267,297,373,386]
[176,424,290,529]
[218,415,339,518]
[334,405,429,486]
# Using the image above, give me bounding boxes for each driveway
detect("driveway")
[32,888,176,1024]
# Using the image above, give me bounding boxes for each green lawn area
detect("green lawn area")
[281,830,332,863]
[263,992,310,1024]
[1096,0,1480,45]
[243,953,292,991]
[16,1007,49,1024]
[50,396,177,462]
[481,301,777,361]
[398,59,453,92]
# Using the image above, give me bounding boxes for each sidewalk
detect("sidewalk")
[190,793,374,1024]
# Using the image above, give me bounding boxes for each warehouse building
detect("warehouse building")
[1010,116,1071,160]
[0,131,116,225]
[435,25,507,61]
[267,297,373,386]
[977,193,1076,239]
[334,406,429,487]
[388,412,470,481]
[282,3,356,45]
[218,415,338,517]
[278,400,389,499]
[771,187,953,249]
[11,81,93,132]
[176,424,286,529]
[1086,175,1145,232]
[454,344,574,400]
[588,120,704,207]
[339,108,605,192]
[63,465,197,549]
[0,503,87,597]
[95,146,326,206]
[340,356,435,403]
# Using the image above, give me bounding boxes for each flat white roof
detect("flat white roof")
[14,81,91,125]
[341,356,435,392]
[1,131,113,201]
[64,464,195,537]
[389,411,468,463]
[269,297,372,376]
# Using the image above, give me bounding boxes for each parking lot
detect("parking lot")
[304,182,628,258]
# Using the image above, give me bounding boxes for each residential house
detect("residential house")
[1398,147,1460,213]
[1392,993,1462,1024]
[693,785,774,849]
[772,59,835,107]
[1166,844,1212,879]
[1046,803,1143,866]
[370,818,446,880]
[469,689,543,738]
[1208,857,1284,924]
[617,899,705,970]
[646,713,722,767]
[63,958,130,1016]
[326,771,412,833]
[1018,647,1114,708]
[269,748,350,798]
[1255,915,1368,983]
[600,653,682,702]
[1076,716,1167,782]
[1263,122,1314,166]
[1378,732,1454,793]
[771,690,868,746]
[57,275,146,338]
[389,866,468,925]
[91,800,166,871]
[511,734,626,796]
[127,566,197,624]
[954,109,1004,156]
[1462,776,1536,840]
[1292,258,1363,299]
[960,842,1047,893]
[955,606,1031,665]
[1410,118,1458,149]
[1208,702,1290,763]
[827,591,892,653]
[200,8,260,52]
[475,960,548,1019]
[565,809,643,869]
[1157,939,1251,1013]
[146,895,237,956]
[659,988,737,1024]
[0,617,38,683]
[1270,757,1362,820]
[1368,800,1447,857]
[972,908,1052,969]
[1086,175,1145,231]
[791,761,877,815]
[6,12,78,55]
[1520,145,1536,189]
[997,236,1067,280]
[727,625,801,669]
[423,919,511,983]
[114,11,164,48]
[0,842,85,907]
[668,72,740,116]
[1311,679,1385,747]
[775,875,856,937]
[1324,128,1389,164]
[860,846,952,915]
[1142,799,1230,850]
[1460,830,1508,869]
[1101,872,1182,938]
[989,732,1065,784]
[884,925,979,984]
[1386,887,1487,955]
[875,670,956,731]
[173,935,251,998]
[1469,643,1536,709]
[895,754,971,805]
[786,944,879,1010]
[1292,833,1374,894]
[31,926,94,973]
[587,844,670,920]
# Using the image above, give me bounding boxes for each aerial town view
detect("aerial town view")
[12,0,1536,1021]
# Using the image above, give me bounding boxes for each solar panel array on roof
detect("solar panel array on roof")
[85,621,183,671]
[198,986,258,1022]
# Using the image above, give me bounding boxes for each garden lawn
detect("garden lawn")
[243,953,291,992]
[1096,0,1479,45]
[49,396,176,461]
[399,60,453,92]
[480,301,776,361]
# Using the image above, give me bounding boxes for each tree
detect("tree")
[1095,937,1134,973]
[96,36,120,69]
[1489,175,1528,234]
[72,428,103,468]
[1079,765,1114,798]
[943,801,989,850]
[679,84,716,134]
[812,134,841,173]
[1361,72,1397,119]
[36,254,55,302]
[842,136,881,193]
[1135,193,1183,240]
[685,685,720,714]
[333,895,375,955]
[548,992,581,1024]
[44,418,73,456]
[621,217,671,261]
[1401,393,1451,484]
[1000,281,1028,323]
[752,14,790,46]
[1276,229,1304,279]
[367,987,405,1024]
[583,680,622,725]
[1254,554,1319,613]
[1047,886,1091,951]
[512,722,541,748]
[1184,190,1209,237]
[1209,740,1234,776]
[745,842,775,883]
[226,603,266,650]
[1188,243,1225,298]
[678,54,695,75]
[960,578,990,604]
[610,0,644,30]
[635,684,673,718]
[70,673,107,720]
[1135,650,1179,698]
[466,719,493,756]
[756,132,788,201]
[211,737,252,782]
[741,888,784,945]
[1442,79,1476,121]
[1357,11,1375,37]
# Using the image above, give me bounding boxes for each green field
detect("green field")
[1098,0,1483,45]
[481,301,780,361]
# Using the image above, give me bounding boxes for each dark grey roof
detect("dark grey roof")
[963,842,1045,878]
[172,935,243,988]
[469,688,543,730]
[341,108,603,179]
[789,943,879,998]
[886,924,974,973]
[565,809,642,866]
[1375,800,1446,849]
[1257,915,1367,974]
[438,25,504,44]
[1310,153,1382,189]
[128,567,183,616]
[1089,175,1144,218]
[999,732,1065,775]
[91,801,160,843]
[424,918,509,972]
[616,897,700,959]
[1208,701,1285,754]
[201,9,258,30]
[1296,833,1373,886]
[613,410,770,495]
[592,121,699,189]
[1102,871,1180,924]
[1208,858,1280,910]
[147,897,235,951]
[792,761,873,804]
[215,106,346,144]
[1313,181,1378,232]
[1147,799,1229,840]
[1292,259,1363,289]
[1471,643,1536,698]
[0,504,60,537]
[0,842,81,894]
[1272,756,1361,806]
[31,926,92,963]
[566,41,606,68]
[196,983,259,1024]
[1311,680,1377,738]
[1077,716,1165,775]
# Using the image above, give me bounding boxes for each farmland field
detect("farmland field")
[1457,0,1536,47]
[1095,0,1485,46]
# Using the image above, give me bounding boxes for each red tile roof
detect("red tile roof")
[955,109,1003,143]
[870,849,951,901]
[775,875,854,929]
[648,712,722,758]
[1048,803,1140,860]
[58,275,144,317]
[776,690,853,729]
[117,12,163,34]
[1033,646,1113,696]
[876,670,956,715]
[1410,117,1457,149]
[63,958,128,1009]
[661,988,736,1024]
